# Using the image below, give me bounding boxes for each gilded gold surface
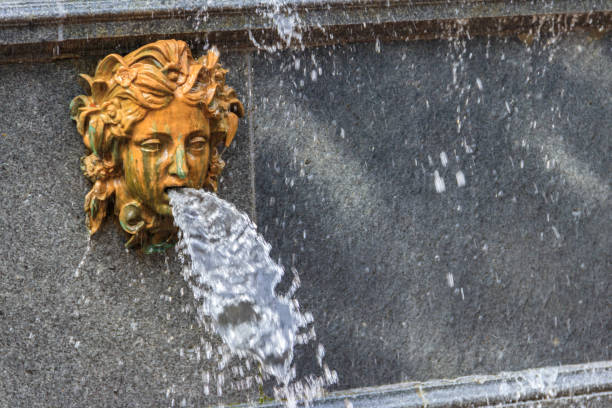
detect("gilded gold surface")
[70,40,243,251]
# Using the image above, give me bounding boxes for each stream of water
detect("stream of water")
[169,188,337,406]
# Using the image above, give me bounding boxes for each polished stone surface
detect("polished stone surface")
[251,32,611,389]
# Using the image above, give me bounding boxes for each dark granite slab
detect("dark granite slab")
[251,32,611,390]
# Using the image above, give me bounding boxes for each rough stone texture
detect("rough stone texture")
[0,49,259,407]
[251,32,611,390]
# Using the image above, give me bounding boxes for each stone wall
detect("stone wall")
[253,33,611,388]
[0,31,610,406]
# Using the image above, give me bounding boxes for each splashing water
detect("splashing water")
[250,0,303,51]
[169,188,336,405]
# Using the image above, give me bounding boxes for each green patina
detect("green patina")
[154,150,163,184]
[90,198,98,219]
[176,134,187,179]
[142,145,152,198]
[118,218,129,232]
[127,152,141,200]
[144,241,175,254]
[68,99,77,120]
[111,139,119,163]
[88,124,98,156]
[127,150,135,169]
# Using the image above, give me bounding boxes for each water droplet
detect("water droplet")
[456,170,466,187]
[434,171,446,193]
[440,152,448,167]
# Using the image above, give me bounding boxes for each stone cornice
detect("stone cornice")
[1,0,610,62]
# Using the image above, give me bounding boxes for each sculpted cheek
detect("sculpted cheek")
[192,151,209,188]
[144,154,160,200]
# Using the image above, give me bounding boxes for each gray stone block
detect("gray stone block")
[251,32,611,390]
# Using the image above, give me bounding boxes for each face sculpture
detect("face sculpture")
[70,40,243,252]
[124,99,211,216]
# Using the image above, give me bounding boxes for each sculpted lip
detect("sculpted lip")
[163,186,181,202]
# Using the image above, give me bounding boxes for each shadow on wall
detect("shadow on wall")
[252,32,611,389]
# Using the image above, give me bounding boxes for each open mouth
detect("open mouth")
[163,187,182,201]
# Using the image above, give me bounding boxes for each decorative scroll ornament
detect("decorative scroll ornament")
[70,40,244,252]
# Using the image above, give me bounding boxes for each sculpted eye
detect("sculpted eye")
[140,138,162,153]
[188,136,208,152]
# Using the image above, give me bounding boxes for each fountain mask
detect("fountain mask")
[69,39,244,251]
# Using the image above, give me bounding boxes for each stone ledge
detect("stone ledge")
[0,0,610,62]
[248,361,612,407]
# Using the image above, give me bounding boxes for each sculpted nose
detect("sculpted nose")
[168,144,188,179]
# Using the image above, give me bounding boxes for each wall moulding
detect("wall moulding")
[1,0,611,63]
[245,361,612,408]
